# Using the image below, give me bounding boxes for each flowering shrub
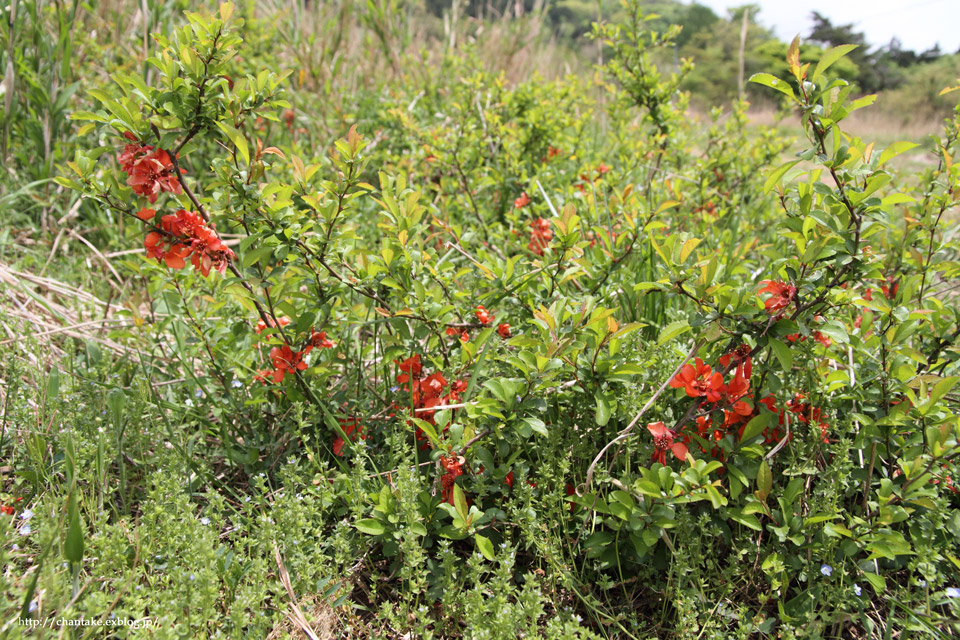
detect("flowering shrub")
[16,1,960,636]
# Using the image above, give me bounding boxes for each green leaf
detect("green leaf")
[216,121,250,166]
[475,534,495,560]
[595,394,611,427]
[355,519,386,535]
[453,484,469,522]
[876,141,919,167]
[729,510,762,531]
[740,412,773,443]
[862,571,885,593]
[749,73,796,100]
[811,44,858,83]
[763,159,801,194]
[523,417,548,436]
[756,460,772,500]
[925,376,959,413]
[64,490,84,564]
[657,320,690,346]
[768,338,793,372]
[47,365,60,400]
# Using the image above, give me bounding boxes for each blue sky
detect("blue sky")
[691,0,959,54]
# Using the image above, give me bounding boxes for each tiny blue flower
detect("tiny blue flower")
[390,386,400,393]
[853,584,861,596]
[19,524,30,536]
[20,509,33,521]
[189,574,196,581]
[200,517,210,525]
[185,399,194,407]
[820,564,832,577]
[244,496,251,503]
[231,379,243,388]
[946,587,960,598]
[195,388,204,398]
[919,579,928,588]
[28,600,37,613]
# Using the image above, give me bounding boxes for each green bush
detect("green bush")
[2,1,960,638]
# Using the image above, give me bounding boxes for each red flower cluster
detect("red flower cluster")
[475,305,495,326]
[118,132,182,203]
[257,328,335,383]
[528,218,553,255]
[333,417,367,456]
[575,164,612,192]
[758,280,797,315]
[255,315,290,334]
[497,323,511,338]
[881,276,900,300]
[143,209,235,276]
[932,464,959,494]
[541,146,563,163]
[445,326,469,342]
[2,497,23,516]
[514,192,531,208]
[310,330,335,350]
[395,355,468,448]
[786,392,830,443]
[661,348,768,462]
[440,454,465,505]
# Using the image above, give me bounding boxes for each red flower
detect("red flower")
[136,208,156,222]
[143,209,234,275]
[669,357,724,402]
[0,505,14,516]
[475,305,495,326]
[504,471,514,488]
[445,327,459,337]
[758,280,797,315]
[863,288,873,301]
[813,331,831,348]
[255,316,290,334]
[440,454,465,505]
[396,354,423,384]
[596,163,611,176]
[528,218,553,255]
[333,417,366,456]
[647,421,688,465]
[881,277,899,300]
[497,323,511,338]
[123,147,182,203]
[309,330,335,350]
[268,345,308,382]
[514,192,531,208]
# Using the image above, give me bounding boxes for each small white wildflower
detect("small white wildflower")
[853,584,861,596]
[947,587,960,598]
[19,524,31,536]
[20,510,33,521]
[200,517,210,525]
